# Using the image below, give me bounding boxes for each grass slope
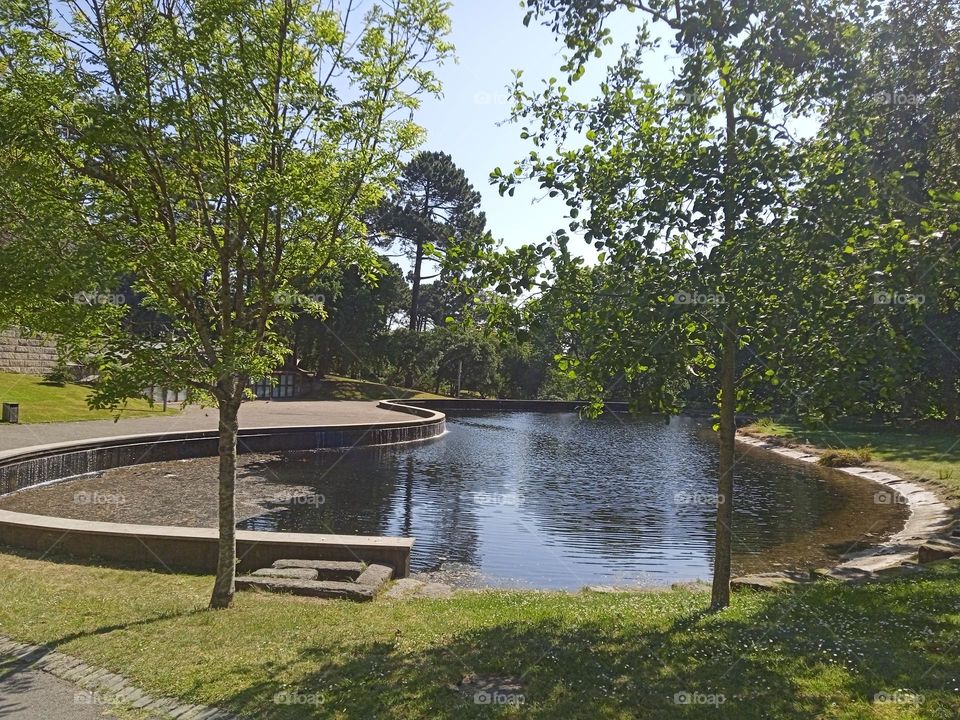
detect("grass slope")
[742,419,960,501]
[308,374,448,401]
[0,373,178,424]
[1,549,958,719]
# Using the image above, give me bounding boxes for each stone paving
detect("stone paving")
[0,636,237,720]
[0,400,403,452]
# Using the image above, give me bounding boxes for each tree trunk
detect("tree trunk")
[711,66,738,612]
[711,310,737,611]
[403,241,425,389]
[409,240,424,332]
[209,392,242,609]
[940,355,960,423]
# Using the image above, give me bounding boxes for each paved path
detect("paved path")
[0,400,403,452]
[0,637,236,720]
[0,664,117,720]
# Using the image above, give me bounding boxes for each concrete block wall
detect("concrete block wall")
[0,327,59,375]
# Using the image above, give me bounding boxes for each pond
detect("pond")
[0,412,907,589]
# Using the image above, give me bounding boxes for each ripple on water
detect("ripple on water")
[0,412,908,589]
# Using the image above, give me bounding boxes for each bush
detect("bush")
[817,447,873,467]
[43,362,73,386]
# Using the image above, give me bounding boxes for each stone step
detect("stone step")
[917,539,960,564]
[236,575,376,601]
[271,558,364,581]
[251,567,319,581]
[356,563,394,587]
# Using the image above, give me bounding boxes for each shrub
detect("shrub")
[818,447,873,467]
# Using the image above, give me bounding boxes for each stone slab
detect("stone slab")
[356,563,394,587]
[271,558,363,581]
[918,539,960,564]
[235,575,376,601]
[251,567,319,581]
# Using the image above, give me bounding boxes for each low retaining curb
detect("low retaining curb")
[0,401,445,575]
[0,635,239,719]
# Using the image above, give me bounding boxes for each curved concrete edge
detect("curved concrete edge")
[0,404,446,465]
[381,397,632,413]
[377,398,448,419]
[0,508,414,577]
[0,401,445,577]
[736,433,955,580]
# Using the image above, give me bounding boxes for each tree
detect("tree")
[435,327,501,396]
[831,0,960,421]
[291,257,408,378]
[376,151,488,337]
[497,0,863,609]
[0,0,451,608]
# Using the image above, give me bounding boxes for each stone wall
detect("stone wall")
[0,327,58,375]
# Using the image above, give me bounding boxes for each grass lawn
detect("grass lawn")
[0,372,179,424]
[1,549,959,719]
[308,374,448,401]
[742,419,960,502]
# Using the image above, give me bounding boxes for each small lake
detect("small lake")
[0,412,907,588]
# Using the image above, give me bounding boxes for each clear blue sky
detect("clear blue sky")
[414,1,676,259]
[414,1,615,258]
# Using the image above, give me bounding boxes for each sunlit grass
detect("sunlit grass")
[2,549,959,719]
[0,373,179,424]
[742,418,960,499]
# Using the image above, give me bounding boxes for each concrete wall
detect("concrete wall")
[383,398,634,413]
[0,402,445,575]
[0,328,58,375]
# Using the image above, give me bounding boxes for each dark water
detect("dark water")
[0,412,907,588]
[232,412,904,588]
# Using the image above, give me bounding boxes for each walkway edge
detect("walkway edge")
[0,634,239,719]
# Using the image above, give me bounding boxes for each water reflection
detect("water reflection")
[234,412,906,588]
[0,411,907,588]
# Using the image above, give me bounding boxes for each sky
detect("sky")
[413,1,649,260]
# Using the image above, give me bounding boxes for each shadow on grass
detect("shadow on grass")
[215,569,960,719]
[783,422,960,466]
[0,544,212,577]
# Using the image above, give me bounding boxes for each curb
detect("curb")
[736,433,954,581]
[0,635,239,720]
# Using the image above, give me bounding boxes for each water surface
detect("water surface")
[0,412,907,588]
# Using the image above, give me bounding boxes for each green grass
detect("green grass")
[308,374,448,401]
[742,419,960,500]
[0,373,179,424]
[1,549,959,719]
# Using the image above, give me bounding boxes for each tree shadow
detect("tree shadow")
[212,571,960,719]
